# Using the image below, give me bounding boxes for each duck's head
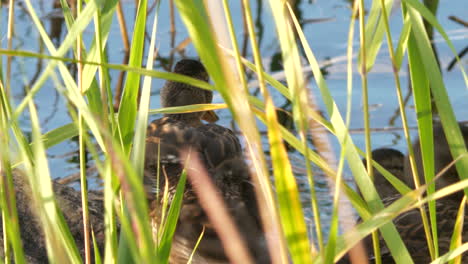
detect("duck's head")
[160,59,219,125]
[363,148,405,198]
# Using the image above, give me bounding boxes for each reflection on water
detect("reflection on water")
[4,0,467,238]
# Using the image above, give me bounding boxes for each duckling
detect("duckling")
[144,59,270,263]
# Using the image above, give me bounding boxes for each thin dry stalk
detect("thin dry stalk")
[114,0,131,112]
[6,0,15,98]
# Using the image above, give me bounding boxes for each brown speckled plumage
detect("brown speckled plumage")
[145,59,269,263]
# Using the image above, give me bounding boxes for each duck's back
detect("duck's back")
[144,117,270,263]
[193,123,242,168]
[144,118,243,195]
[144,117,192,195]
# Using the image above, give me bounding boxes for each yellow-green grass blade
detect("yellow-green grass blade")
[76,0,92,253]
[19,103,226,158]
[405,1,468,194]
[82,0,119,94]
[117,2,160,261]
[116,0,148,153]
[430,243,468,264]
[92,230,102,264]
[24,96,81,263]
[378,0,438,259]
[87,1,119,126]
[16,0,99,116]
[0,90,26,263]
[105,140,155,263]
[149,103,227,115]
[407,22,438,258]
[448,196,466,264]
[157,170,187,262]
[266,0,316,261]
[422,179,468,204]
[0,165,26,264]
[132,0,159,189]
[38,123,78,149]
[402,0,467,83]
[264,92,311,262]
[187,226,205,264]
[103,164,118,263]
[0,48,216,93]
[241,0,306,260]
[288,1,414,262]
[331,190,422,263]
[174,0,285,261]
[333,170,468,263]
[61,0,119,123]
[19,0,107,151]
[394,13,412,69]
[360,0,395,72]
[364,151,413,195]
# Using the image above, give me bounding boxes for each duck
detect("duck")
[342,124,468,263]
[403,122,468,201]
[144,59,270,263]
[361,148,405,198]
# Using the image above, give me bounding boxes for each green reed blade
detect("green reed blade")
[116,0,148,153]
[157,170,187,262]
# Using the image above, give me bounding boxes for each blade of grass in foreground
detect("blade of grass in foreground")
[265,0,314,261]
[175,0,286,262]
[404,0,468,193]
[407,22,438,260]
[116,0,148,153]
[402,0,468,83]
[404,5,468,259]
[0,86,26,263]
[17,0,99,117]
[115,0,152,261]
[430,243,468,264]
[287,0,414,262]
[13,104,226,167]
[21,0,107,152]
[378,0,439,260]
[157,170,187,262]
[448,196,466,264]
[359,0,395,72]
[106,139,155,263]
[120,1,160,261]
[24,95,81,263]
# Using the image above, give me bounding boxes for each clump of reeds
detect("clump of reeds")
[0,0,466,263]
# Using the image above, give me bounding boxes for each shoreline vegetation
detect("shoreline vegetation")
[0,0,467,263]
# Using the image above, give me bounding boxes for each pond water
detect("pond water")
[3,0,467,237]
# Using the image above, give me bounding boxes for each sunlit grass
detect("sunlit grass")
[0,0,466,263]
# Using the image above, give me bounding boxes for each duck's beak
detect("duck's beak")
[201,110,219,123]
